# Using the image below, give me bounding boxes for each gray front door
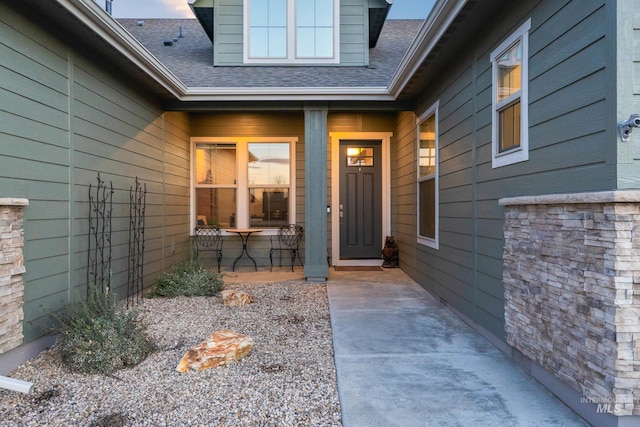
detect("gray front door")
[339,140,382,259]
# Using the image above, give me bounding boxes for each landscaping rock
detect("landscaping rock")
[176,330,253,372]
[221,290,255,307]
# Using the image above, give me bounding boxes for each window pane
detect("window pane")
[296,27,315,57]
[497,40,522,102]
[315,27,333,57]
[250,0,269,27]
[250,0,286,57]
[269,0,287,27]
[315,0,333,26]
[248,143,290,185]
[296,0,333,58]
[269,28,287,57]
[297,0,314,26]
[499,101,521,152]
[419,179,436,239]
[347,147,374,167]
[195,144,237,185]
[196,188,236,228]
[419,114,436,177]
[250,28,269,57]
[250,188,289,228]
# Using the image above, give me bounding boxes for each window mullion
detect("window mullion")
[287,0,295,60]
[236,139,249,228]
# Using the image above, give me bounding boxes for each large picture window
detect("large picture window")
[417,103,439,249]
[192,137,296,231]
[491,19,530,168]
[245,0,339,64]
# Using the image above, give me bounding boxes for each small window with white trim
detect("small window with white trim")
[417,102,439,249]
[244,0,339,64]
[491,19,530,168]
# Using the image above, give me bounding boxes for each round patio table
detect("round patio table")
[227,228,263,271]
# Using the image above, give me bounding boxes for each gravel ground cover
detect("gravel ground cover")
[0,280,342,426]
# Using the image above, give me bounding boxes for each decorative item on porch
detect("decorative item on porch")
[381,236,399,268]
[221,289,254,307]
[176,330,253,372]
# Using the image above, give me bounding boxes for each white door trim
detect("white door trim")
[329,132,391,266]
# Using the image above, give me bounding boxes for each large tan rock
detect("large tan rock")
[221,290,255,307]
[176,330,253,372]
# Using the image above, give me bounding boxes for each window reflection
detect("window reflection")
[195,144,236,185]
[419,114,436,177]
[196,188,237,228]
[249,188,289,228]
[248,143,290,185]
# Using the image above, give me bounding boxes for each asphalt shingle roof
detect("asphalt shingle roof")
[117,18,422,88]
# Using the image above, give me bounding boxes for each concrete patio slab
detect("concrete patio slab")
[327,269,589,427]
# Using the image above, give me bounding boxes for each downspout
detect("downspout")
[0,375,33,394]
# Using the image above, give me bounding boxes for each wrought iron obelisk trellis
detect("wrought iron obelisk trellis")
[127,177,146,307]
[87,173,113,296]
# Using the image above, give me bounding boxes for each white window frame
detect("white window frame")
[243,0,340,64]
[416,102,439,249]
[191,136,297,235]
[490,19,530,168]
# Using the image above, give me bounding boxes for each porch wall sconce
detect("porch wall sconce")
[619,114,640,142]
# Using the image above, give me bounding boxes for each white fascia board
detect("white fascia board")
[59,0,187,97]
[180,86,394,102]
[387,0,468,97]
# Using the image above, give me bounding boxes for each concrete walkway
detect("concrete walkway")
[327,268,589,427]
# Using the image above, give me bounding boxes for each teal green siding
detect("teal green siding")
[214,0,243,66]
[0,4,192,343]
[340,0,367,66]
[396,0,614,340]
[617,0,640,188]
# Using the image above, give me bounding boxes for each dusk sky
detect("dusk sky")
[107,0,435,20]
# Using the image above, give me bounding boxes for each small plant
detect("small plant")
[48,285,154,375]
[150,258,224,297]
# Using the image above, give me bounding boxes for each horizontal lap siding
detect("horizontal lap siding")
[398,0,612,340]
[0,5,73,339]
[163,112,193,263]
[70,56,168,305]
[0,4,191,343]
[340,0,366,65]
[623,0,640,187]
[215,0,243,65]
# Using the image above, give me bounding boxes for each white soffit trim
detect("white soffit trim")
[59,0,187,97]
[181,86,394,102]
[387,0,468,97]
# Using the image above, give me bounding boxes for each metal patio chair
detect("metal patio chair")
[192,225,224,272]
[269,224,304,271]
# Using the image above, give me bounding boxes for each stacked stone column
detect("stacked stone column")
[0,198,28,354]
[501,191,640,416]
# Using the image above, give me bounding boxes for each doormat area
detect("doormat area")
[334,266,383,271]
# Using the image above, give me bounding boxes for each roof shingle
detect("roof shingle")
[117,19,422,89]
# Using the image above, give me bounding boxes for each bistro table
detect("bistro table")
[227,228,263,271]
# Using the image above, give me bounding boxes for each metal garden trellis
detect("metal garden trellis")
[127,177,146,307]
[87,173,113,296]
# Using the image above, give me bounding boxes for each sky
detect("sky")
[107,0,436,20]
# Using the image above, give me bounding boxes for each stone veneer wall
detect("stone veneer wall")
[500,191,640,417]
[0,198,28,354]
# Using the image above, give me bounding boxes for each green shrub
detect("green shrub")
[49,286,154,375]
[150,258,224,297]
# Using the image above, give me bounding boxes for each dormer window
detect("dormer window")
[244,0,339,64]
